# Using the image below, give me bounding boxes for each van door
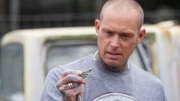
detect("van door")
[0,43,24,101]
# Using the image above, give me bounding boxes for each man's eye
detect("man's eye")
[122,35,128,37]
[120,35,130,39]
[105,31,113,35]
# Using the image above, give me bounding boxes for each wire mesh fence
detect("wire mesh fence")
[0,13,99,37]
[0,10,180,38]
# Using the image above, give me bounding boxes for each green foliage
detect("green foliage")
[48,34,97,41]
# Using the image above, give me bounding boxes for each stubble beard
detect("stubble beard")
[95,51,128,72]
[103,60,128,72]
[99,55,128,72]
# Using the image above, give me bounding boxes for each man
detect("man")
[40,0,166,101]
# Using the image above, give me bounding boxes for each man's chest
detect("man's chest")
[81,75,161,101]
[82,76,139,101]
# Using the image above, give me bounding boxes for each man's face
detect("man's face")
[95,9,145,67]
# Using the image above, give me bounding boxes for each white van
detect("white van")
[142,24,180,101]
[166,26,180,101]
[0,27,98,101]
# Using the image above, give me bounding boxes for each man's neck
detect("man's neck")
[104,62,128,72]
[94,51,128,72]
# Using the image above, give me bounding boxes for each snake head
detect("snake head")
[80,68,93,78]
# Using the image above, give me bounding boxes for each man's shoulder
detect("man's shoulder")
[130,62,163,87]
[61,54,94,69]
[46,55,94,79]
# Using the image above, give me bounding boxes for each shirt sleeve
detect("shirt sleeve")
[157,81,167,101]
[40,68,64,101]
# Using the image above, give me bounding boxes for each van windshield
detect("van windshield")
[46,40,97,73]
[0,43,24,101]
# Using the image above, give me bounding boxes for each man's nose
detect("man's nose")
[110,35,120,48]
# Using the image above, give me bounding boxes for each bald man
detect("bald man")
[40,0,166,101]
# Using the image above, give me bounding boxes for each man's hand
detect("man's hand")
[56,70,86,101]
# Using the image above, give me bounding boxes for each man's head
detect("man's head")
[95,0,146,71]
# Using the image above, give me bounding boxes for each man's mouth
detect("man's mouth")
[106,52,121,59]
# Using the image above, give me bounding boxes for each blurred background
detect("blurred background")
[0,0,180,101]
[0,0,180,39]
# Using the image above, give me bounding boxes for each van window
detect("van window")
[142,33,157,75]
[129,49,143,69]
[0,43,24,101]
[45,40,97,73]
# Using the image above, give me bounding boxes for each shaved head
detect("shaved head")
[100,0,144,29]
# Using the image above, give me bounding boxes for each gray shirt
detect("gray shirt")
[40,54,166,101]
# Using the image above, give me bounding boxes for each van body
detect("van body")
[142,25,180,101]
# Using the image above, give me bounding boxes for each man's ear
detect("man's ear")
[137,28,146,44]
[95,19,100,36]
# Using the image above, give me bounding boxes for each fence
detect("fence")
[0,10,180,38]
